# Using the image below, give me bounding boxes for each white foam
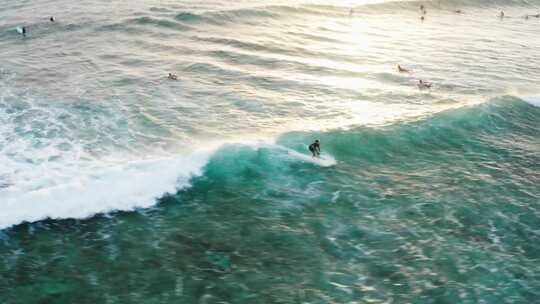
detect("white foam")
[0,140,339,229]
[0,152,210,230]
[522,96,540,108]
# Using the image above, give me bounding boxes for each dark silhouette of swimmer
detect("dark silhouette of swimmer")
[168,73,178,80]
[50,16,55,22]
[418,79,432,89]
[499,11,505,18]
[309,139,321,157]
[421,16,425,22]
[397,65,410,73]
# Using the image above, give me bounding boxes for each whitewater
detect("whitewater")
[1,0,539,302]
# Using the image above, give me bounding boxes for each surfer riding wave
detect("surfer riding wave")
[308,139,321,157]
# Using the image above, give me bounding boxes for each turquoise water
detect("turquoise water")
[1,0,540,303]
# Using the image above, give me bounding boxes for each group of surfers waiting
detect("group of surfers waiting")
[14,9,537,158]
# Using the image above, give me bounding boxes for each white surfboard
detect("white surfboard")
[286,149,336,167]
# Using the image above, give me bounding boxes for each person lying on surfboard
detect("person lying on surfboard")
[397,65,410,73]
[418,79,432,89]
[309,139,321,157]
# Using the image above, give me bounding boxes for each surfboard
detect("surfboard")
[286,150,336,167]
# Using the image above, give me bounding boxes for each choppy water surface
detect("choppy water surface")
[1,0,539,303]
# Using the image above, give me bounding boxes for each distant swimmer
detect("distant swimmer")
[455,9,463,14]
[308,139,321,158]
[420,5,425,11]
[50,16,55,22]
[418,79,432,89]
[349,8,354,17]
[421,16,425,22]
[397,65,410,73]
[167,73,178,80]
[499,11,505,18]
[16,26,27,37]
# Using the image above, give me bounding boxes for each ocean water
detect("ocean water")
[1,0,539,303]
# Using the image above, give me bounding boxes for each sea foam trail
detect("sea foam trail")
[0,153,210,230]
[0,140,330,230]
[0,137,340,229]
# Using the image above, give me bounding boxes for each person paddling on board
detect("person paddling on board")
[397,65,410,73]
[418,79,432,89]
[309,139,321,158]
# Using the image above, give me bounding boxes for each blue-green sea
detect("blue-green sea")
[1,0,539,303]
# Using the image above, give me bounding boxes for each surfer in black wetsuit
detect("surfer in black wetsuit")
[309,139,321,157]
